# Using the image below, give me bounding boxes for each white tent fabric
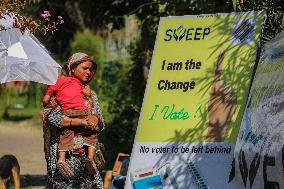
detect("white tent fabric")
[0,14,15,29]
[0,28,61,84]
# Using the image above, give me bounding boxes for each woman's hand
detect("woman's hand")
[80,118,89,128]
[85,114,101,132]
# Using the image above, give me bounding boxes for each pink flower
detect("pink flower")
[41,14,49,21]
[57,16,64,24]
[41,13,47,18]
[40,10,51,22]
[43,11,51,17]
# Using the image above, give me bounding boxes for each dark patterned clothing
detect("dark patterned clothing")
[43,92,104,189]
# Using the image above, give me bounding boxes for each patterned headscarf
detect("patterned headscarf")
[67,52,95,71]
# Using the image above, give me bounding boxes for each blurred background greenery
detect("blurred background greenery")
[0,0,283,171]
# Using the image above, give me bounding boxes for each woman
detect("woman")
[43,52,104,189]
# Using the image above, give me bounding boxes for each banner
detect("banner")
[229,30,284,189]
[126,11,266,189]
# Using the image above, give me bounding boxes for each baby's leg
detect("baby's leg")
[87,146,95,159]
[85,146,98,174]
[57,128,74,178]
[58,129,73,163]
[57,151,74,178]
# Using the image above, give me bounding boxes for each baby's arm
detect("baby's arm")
[83,85,94,108]
[43,85,56,107]
[82,85,92,97]
[42,94,51,107]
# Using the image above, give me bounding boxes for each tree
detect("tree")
[0,0,63,34]
[234,0,283,42]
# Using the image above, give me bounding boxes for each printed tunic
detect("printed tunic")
[43,91,104,189]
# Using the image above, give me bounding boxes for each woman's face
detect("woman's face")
[72,61,95,83]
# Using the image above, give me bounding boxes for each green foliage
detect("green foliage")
[128,37,148,107]
[0,82,44,123]
[26,82,46,108]
[98,58,140,168]
[236,0,284,42]
[70,29,104,63]
[160,0,233,15]
[70,29,104,92]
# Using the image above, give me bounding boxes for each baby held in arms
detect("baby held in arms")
[43,75,99,177]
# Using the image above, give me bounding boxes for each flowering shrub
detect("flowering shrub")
[41,10,51,22]
[0,0,63,35]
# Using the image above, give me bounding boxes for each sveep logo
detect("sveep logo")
[164,25,211,42]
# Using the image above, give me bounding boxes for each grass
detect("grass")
[0,91,43,127]
[1,107,43,129]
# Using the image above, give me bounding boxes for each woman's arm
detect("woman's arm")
[44,106,89,129]
[44,107,63,129]
[60,116,89,128]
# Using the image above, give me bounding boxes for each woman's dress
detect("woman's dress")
[43,91,104,189]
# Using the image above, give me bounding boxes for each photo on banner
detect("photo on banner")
[229,30,284,189]
[126,11,266,189]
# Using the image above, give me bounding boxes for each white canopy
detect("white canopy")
[0,28,61,84]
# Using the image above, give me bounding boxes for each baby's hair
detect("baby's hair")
[60,64,69,76]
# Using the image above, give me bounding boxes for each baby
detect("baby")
[43,76,98,177]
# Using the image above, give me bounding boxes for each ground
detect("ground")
[0,119,46,188]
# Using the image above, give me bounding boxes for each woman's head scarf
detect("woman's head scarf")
[67,52,96,71]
